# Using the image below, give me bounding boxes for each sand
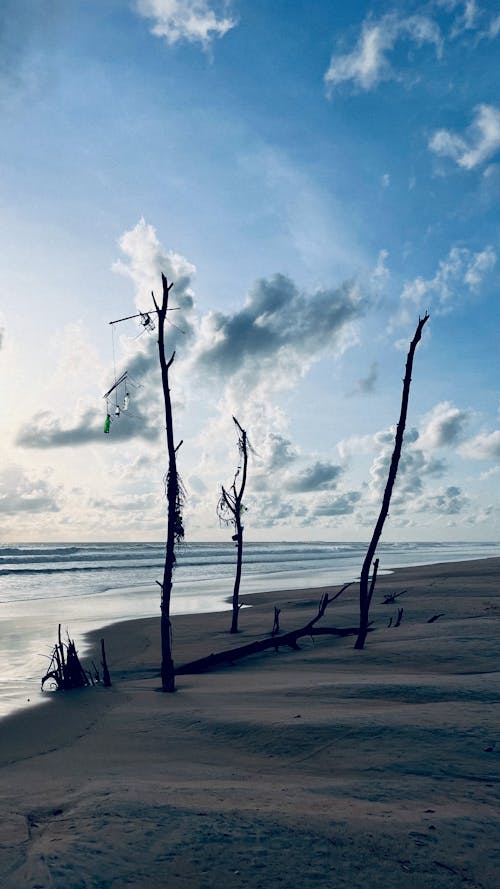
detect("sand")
[0,557,499,888]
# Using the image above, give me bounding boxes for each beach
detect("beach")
[0,557,499,888]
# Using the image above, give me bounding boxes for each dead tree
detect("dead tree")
[176,582,355,674]
[152,273,185,692]
[355,313,429,650]
[217,417,249,634]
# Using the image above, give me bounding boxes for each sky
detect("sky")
[1,0,500,543]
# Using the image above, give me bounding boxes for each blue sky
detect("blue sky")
[1,0,499,542]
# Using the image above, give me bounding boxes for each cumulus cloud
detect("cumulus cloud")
[0,466,59,514]
[113,218,197,346]
[193,273,364,391]
[17,220,200,450]
[134,0,235,47]
[429,104,500,170]
[418,401,471,449]
[285,461,343,493]
[245,493,306,528]
[324,12,441,95]
[397,244,496,321]
[460,430,500,460]
[260,433,299,472]
[336,432,376,461]
[313,490,361,516]
[367,426,447,507]
[16,405,160,449]
[409,484,469,515]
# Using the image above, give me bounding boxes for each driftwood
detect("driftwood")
[176,583,362,675]
[41,626,112,691]
[41,625,90,691]
[428,613,445,623]
[382,589,407,604]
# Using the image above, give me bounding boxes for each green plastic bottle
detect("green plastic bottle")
[104,414,111,434]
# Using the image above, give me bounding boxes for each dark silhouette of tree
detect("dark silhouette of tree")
[217,417,249,634]
[152,273,185,691]
[355,312,429,650]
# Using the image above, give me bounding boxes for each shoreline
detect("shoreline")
[85,554,500,677]
[1,556,499,888]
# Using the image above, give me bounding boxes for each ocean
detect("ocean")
[0,539,498,719]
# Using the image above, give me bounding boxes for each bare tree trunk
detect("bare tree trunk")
[152,273,182,692]
[219,417,249,634]
[355,313,429,650]
[231,518,243,634]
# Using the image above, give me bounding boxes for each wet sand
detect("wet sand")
[0,557,499,888]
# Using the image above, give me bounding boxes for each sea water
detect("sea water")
[0,540,498,719]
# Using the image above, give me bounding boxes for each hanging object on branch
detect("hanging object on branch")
[103,298,181,434]
[139,311,155,332]
[103,371,128,434]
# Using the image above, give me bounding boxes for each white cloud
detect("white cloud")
[325,13,441,95]
[134,0,235,47]
[0,465,60,515]
[489,14,500,39]
[285,461,343,493]
[113,217,197,333]
[460,430,500,460]
[397,244,496,321]
[370,248,390,290]
[367,428,446,506]
[418,401,471,449]
[409,484,469,515]
[313,490,361,516]
[429,104,500,170]
[191,272,364,402]
[448,0,479,37]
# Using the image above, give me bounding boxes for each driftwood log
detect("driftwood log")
[176,583,366,675]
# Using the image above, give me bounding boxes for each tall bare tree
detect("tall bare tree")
[217,417,249,634]
[355,312,429,650]
[152,273,184,691]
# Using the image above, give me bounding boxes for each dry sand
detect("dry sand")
[0,557,499,888]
